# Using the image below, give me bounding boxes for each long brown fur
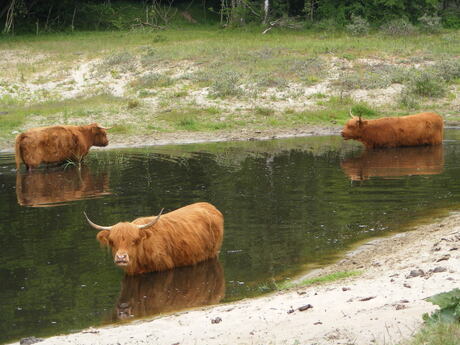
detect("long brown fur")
[96,202,224,275]
[112,258,225,320]
[15,123,109,170]
[341,112,443,149]
[340,145,444,181]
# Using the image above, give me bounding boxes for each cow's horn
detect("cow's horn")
[84,212,113,231]
[98,126,112,130]
[137,208,164,230]
[349,109,355,118]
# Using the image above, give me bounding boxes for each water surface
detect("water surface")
[1,130,460,343]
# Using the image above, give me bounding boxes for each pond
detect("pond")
[1,129,460,344]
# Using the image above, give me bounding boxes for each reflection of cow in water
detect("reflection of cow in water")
[112,259,225,321]
[16,165,110,207]
[341,145,444,181]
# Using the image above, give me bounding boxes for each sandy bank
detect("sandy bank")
[0,125,341,154]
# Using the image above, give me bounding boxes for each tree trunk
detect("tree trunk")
[264,0,269,24]
[3,0,16,34]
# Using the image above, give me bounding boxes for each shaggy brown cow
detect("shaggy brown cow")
[341,112,443,149]
[112,258,225,321]
[340,145,444,181]
[16,165,111,207]
[15,123,109,171]
[85,202,224,275]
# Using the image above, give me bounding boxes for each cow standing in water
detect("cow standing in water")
[15,123,109,171]
[341,112,443,149]
[85,202,224,275]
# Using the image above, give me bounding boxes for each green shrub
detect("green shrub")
[100,51,136,73]
[255,74,289,89]
[423,289,460,324]
[442,10,460,29]
[346,15,370,36]
[380,19,416,36]
[312,18,341,32]
[140,47,157,66]
[398,89,420,109]
[433,59,460,82]
[335,70,391,91]
[405,70,447,98]
[131,72,174,89]
[209,71,242,98]
[254,107,275,116]
[292,57,327,84]
[351,103,377,117]
[418,14,442,33]
[127,99,140,109]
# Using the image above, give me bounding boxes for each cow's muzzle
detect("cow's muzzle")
[340,132,349,139]
[115,253,129,266]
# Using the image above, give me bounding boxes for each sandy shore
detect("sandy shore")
[10,211,460,345]
[0,124,340,153]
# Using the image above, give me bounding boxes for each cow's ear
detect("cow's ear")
[139,228,151,240]
[358,119,367,128]
[96,230,110,246]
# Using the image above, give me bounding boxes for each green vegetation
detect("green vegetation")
[404,323,460,345]
[278,271,362,290]
[1,0,459,35]
[402,289,460,345]
[424,289,460,324]
[0,26,459,149]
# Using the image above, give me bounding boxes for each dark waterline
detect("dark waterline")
[1,131,460,344]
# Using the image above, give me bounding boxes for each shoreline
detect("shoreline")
[9,211,460,345]
[0,125,341,154]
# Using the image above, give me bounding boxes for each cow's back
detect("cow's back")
[135,202,224,271]
[18,126,79,167]
[363,112,443,148]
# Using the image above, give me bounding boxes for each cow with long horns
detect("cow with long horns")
[15,123,110,171]
[85,202,224,275]
[341,111,443,149]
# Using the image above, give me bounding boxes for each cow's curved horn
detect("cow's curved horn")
[137,208,164,230]
[349,109,354,118]
[98,126,112,130]
[84,212,113,231]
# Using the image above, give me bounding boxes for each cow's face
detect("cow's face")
[341,117,368,140]
[97,224,148,267]
[91,124,109,147]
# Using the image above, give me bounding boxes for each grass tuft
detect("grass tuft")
[278,271,362,290]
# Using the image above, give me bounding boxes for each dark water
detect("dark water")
[1,130,460,344]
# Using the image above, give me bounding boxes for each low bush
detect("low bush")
[405,70,447,98]
[398,89,420,109]
[99,51,136,73]
[433,59,460,82]
[418,14,442,33]
[424,288,460,324]
[351,103,377,117]
[346,15,370,36]
[380,19,416,36]
[209,71,242,98]
[131,72,174,89]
